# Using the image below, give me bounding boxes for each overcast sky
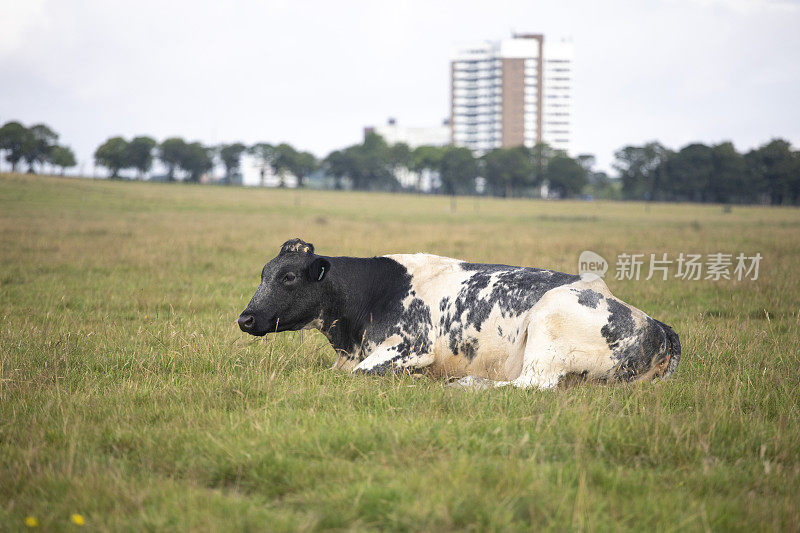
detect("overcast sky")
[1,0,798,174]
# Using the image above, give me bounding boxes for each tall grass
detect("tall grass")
[1,173,798,531]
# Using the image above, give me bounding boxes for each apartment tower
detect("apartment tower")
[450,33,573,154]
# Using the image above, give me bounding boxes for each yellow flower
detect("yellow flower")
[24,516,38,527]
[70,514,85,526]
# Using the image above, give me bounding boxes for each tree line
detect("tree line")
[0,123,608,196]
[614,140,800,205]
[0,121,77,174]
[3,119,799,204]
[93,135,317,185]
[89,130,598,197]
[323,132,600,198]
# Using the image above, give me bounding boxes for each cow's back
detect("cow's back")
[386,254,580,379]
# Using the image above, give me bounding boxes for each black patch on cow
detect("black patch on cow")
[577,289,603,308]
[437,263,579,360]
[601,300,674,382]
[387,295,433,357]
[614,317,668,381]
[460,337,479,360]
[317,257,433,365]
[316,256,409,358]
[655,320,682,377]
[601,299,635,351]
[355,363,392,376]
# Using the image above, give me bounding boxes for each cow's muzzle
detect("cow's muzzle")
[237,313,256,333]
[238,312,276,336]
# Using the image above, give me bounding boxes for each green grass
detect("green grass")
[1,173,798,531]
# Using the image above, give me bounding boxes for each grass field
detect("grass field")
[1,173,799,531]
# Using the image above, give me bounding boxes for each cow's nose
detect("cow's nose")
[238,314,255,332]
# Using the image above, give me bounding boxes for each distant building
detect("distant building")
[359,119,450,191]
[364,118,451,148]
[450,33,573,154]
[239,153,298,187]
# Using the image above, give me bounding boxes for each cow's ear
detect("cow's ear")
[307,257,331,282]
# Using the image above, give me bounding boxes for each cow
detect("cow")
[237,238,681,389]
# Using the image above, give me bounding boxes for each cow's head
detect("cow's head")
[238,238,331,336]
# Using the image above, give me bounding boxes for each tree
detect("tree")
[273,143,299,187]
[332,146,364,189]
[159,138,186,181]
[21,124,58,173]
[95,137,129,178]
[220,142,247,183]
[586,170,618,199]
[529,142,554,186]
[613,142,669,200]
[439,146,477,196]
[710,142,748,204]
[745,139,800,205]
[321,133,397,192]
[0,121,29,172]
[324,149,349,190]
[389,142,411,188]
[126,136,157,179]
[411,145,444,192]
[660,143,715,202]
[573,153,615,199]
[356,132,397,191]
[180,142,213,182]
[49,146,77,175]
[290,151,318,188]
[545,154,587,198]
[482,147,535,197]
[264,144,319,188]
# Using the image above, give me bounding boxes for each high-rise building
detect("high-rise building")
[450,33,573,154]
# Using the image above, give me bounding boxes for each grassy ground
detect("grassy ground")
[1,173,798,531]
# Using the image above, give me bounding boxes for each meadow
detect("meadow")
[1,173,798,531]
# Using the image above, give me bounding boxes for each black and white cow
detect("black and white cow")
[238,238,681,388]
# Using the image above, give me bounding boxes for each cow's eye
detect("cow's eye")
[282,272,297,284]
